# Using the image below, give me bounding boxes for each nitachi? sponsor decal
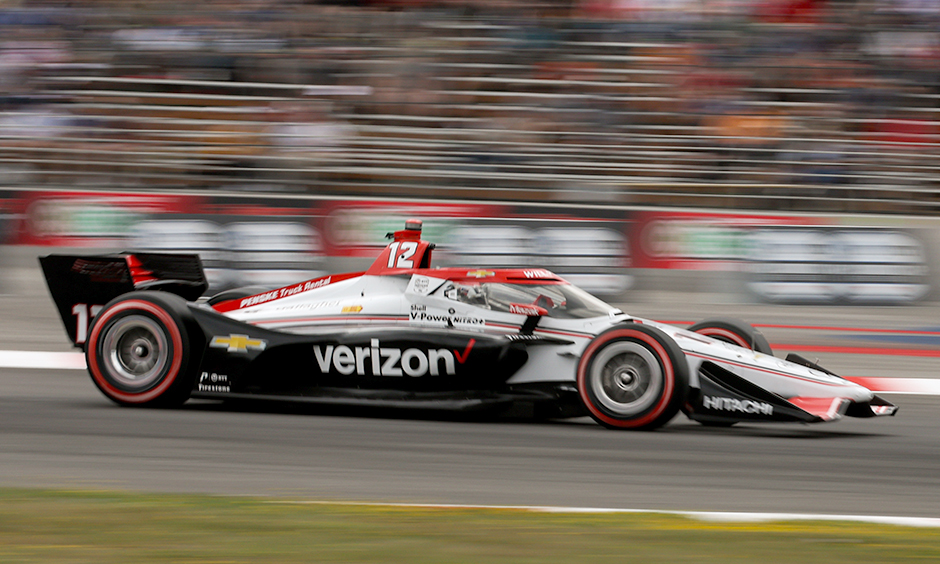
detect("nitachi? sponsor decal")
[702,395,773,415]
[313,338,475,377]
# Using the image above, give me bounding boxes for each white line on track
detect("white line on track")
[844,376,940,395]
[0,350,87,370]
[4,350,940,396]
[270,501,940,528]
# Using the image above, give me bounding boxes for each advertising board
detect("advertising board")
[0,190,931,303]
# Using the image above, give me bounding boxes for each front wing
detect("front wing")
[686,361,897,425]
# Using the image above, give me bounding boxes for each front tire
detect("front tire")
[685,318,769,428]
[577,324,689,430]
[86,292,196,407]
[687,317,772,355]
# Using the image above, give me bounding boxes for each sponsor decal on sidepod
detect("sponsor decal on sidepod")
[210,335,268,354]
[413,276,431,294]
[198,372,230,393]
[313,338,475,377]
[410,310,485,326]
[702,395,773,415]
[466,270,495,278]
[239,277,332,308]
[509,303,543,316]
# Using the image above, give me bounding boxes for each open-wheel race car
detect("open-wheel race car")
[40,219,897,430]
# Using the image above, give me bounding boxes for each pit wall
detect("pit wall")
[2,189,938,304]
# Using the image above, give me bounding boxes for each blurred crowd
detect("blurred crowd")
[1,0,939,211]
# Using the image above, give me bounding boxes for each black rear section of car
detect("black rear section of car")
[39,253,207,347]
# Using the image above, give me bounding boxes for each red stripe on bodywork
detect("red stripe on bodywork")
[253,315,409,326]
[484,321,593,339]
[788,397,848,421]
[212,272,363,312]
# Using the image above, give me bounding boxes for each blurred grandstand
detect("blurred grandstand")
[1,0,939,213]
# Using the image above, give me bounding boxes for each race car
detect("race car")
[39,219,897,430]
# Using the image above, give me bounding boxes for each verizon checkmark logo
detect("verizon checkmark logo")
[454,339,475,364]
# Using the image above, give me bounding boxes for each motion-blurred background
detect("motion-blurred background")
[1,0,938,305]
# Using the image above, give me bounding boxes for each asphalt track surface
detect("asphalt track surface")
[3,278,940,519]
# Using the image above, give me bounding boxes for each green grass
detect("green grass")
[1,489,938,563]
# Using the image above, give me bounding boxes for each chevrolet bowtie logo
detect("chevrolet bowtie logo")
[210,334,267,354]
[466,270,494,278]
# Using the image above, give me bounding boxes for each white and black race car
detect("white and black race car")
[40,220,897,430]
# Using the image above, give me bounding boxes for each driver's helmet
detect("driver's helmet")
[444,282,486,305]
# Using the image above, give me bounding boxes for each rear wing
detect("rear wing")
[39,253,208,347]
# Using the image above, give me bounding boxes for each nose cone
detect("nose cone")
[843,379,875,403]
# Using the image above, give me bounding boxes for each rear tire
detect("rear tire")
[687,318,772,355]
[577,324,689,430]
[86,292,196,407]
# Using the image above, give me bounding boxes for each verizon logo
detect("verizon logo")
[313,338,475,377]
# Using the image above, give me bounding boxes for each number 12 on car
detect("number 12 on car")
[386,241,417,269]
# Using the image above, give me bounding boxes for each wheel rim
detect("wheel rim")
[101,314,169,391]
[589,341,663,417]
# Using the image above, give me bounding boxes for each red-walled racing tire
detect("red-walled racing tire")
[687,317,773,356]
[85,292,197,407]
[685,318,771,428]
[577,324,689,430]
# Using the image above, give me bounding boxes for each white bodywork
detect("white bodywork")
[223,271,874,405]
